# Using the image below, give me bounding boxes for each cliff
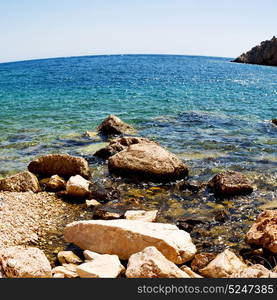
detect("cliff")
[233,36,277,66]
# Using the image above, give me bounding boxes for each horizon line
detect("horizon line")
[0,53,235,65]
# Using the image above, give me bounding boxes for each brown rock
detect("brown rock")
[64,219,196,264]
[208,170,253,197]
[233,36,277,66]
[126,246,190,278]
[246,210,277,254]
[230,264,277,278]
[97,114,135,136]
[0,171,39,193]
[0,246,52,278]
[66,175,91,198]
[45,175,66,192]
[57,251,82,265]
[191,253,217,272]
[94,136,153,159]
[28,154,91,179]
[108,143,188,182]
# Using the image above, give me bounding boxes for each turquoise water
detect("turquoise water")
[0,54,276,177]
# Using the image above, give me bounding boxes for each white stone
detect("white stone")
[124,210,158,222]
[66,175,90,197]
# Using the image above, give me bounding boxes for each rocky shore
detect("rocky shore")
[0,114,276,278]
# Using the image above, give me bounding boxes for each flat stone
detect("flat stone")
[64,219,196,264]
[52,263,78,278]
[126,246,190,278]
[66,175,90,198]
[124,210,158,222]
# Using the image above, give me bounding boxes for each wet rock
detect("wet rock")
[246,210,277,254]
[44,175,66,192]
[208,170,253,197]
[85,199,101,208]
[108,143,189,182]
[57,251,82,265]
[64,219,197,264]
[52,263,78,278]
[66,175,91,198]
[176,217,205,233]
[230,264,277,278]
[233,36,277,66]
[97,114,135,136]
[190,253,217,272]
[179,180,204,193]
[179,265,203,278]
[0,171,39,193]
[124,210,158,222]
[0,246,52,278]
[76,254,125,278]
[94,136,153,159]
[272,118,277,126]
[199,249,247,278]
[126,246,190,278]
[28,154,91,179]
[90,182,119,202]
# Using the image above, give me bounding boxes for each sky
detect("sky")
[0,0,276,63]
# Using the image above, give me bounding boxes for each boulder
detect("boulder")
[0,171,39,193]
[52,263,78,278]
[0,246,52,278]
[66,175,90,198]
[208,170,253,197]
[43,175,66,192]
[97,114,135,136]
[126,246,190,278]
[94,136,153,159]
[76,254,125,278]
[108,143,189,182]
[57,251,82,265]
[28,154,91,179]
[64,219,196,264]
[246,210,277,254]
[199,249,247,278]
[124,210,158,222]
[230,264,277,278]
[233,36,277,66]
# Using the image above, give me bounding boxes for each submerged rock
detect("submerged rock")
[97,114,135,136]
[246,210,277,254]
[66,175,91,198]
[233,36,277,66]
[108,143,189,182]
[208,170,253,197]
[94,136,153,159]
[0,246,52,278]
[0,171,40,193]
[64,219,196,264]
[199,249,247,278]
[126,246,190,278]
[28,154,91,179]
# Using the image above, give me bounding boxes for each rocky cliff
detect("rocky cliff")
[233,36,277,66]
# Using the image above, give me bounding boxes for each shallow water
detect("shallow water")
[0,55,276,256]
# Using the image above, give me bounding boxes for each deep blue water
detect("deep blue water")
[0,54,276,182]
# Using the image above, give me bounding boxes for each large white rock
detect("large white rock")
[126,246,190,278]
[76,254,125,278]
[66,175,90,198]
[199,249,247,278]
[64,219,196,264]
[0,246,52,278]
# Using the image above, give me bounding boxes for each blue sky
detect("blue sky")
[0,0,276,63]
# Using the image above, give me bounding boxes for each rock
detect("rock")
[64,219,196,264]
[97,114,135,136]
[0,246,52,278]
[191,253,217,272]
[85,199,101,208]
[273,265,277,273]
[45,175,66,192]
[66,175,90,198]
[179,180,204,193]
[76,254,125,278]
[124,210,158,222]
[208,170,253,197]
[179,265,203,278]
[28,154,91,179]
[94,136,153,159]
[272,118,277,126]
[230,264,277,278]
[0,171,39,193]
[233,36,277,66]
[57,251,82,265]
[108,143,189,182]
[126,246,190,278]
[246,210,277,254]
[83,250,101,261]
[199,249,247,278]
[93,205,124,220]
[52,263,78,278]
